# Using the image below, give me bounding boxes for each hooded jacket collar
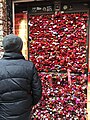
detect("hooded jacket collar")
[2,52,25,60]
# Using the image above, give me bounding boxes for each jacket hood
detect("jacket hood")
[2,34,23,53]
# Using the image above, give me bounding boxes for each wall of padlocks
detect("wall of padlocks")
[29,12,88,119]
[0,1,4,58]
[0,0,8,58]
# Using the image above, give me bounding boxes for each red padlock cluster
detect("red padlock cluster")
[29,12,88,73]
[29,12,88,119]
[31,73,87,119]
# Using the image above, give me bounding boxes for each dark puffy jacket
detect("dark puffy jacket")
[0,52,42,120]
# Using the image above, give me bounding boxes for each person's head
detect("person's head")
[2,34,23,53]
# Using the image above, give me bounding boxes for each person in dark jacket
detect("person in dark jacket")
[0,34,42,120]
